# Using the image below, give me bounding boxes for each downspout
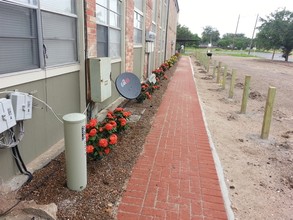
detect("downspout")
[164,0,170,61]
[83,0,93,119]
[83,0,90,102]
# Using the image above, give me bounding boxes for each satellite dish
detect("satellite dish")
[115,72,141,99]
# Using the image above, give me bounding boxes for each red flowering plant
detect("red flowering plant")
[106,107,132,133]
[152,67,164,78]
[160,62,170,71]
[168,55,178,66]
[135,54,178,103]
[136,81,159,103]
[85,108,131,160]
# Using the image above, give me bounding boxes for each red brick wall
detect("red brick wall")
[144,0,153,78]
[166,0,179,59]
[125,1,134,72]
[85,0,97,58]
[84,0,178,73]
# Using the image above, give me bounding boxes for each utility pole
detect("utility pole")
[232,14,240,50]
[248,14,259,55]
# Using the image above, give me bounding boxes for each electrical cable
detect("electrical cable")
[0,91,63,124]
[0,200,22,217]
[0,159,61,217]
[1,90,90,123]
[12,145,33,182]
[83,102,90,115]
[0,121,24,149]
[31,95,63,124]
[10,122,33,182]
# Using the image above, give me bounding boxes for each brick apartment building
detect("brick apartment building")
[0,0,179,190]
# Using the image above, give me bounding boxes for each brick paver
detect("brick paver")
[117,56,228,220]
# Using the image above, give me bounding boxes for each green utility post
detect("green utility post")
[63,113,87,191]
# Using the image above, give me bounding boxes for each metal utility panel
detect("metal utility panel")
[0,98,16,133]
[145,42,154,53]
[89,57,112,102]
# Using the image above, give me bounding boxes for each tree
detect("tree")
[201,26,220,45]
[218,33,250,50]
[176,24,201,48]
[256,9,293,61]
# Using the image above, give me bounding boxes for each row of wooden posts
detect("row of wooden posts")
[195,52,276,140]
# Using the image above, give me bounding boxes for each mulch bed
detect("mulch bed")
[17,61,179,219]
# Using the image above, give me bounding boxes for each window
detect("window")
[96,0,121,58]
[0,0,77,75]
[41,0,77,66]
[134,11,143,44]
[41,12,77,66]
[152,0,157,23]
[134,0,143,45]
[0,2,39,74]
[134,0,143,12]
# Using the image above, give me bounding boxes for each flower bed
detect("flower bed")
[136,53,179,103]
[17,54,180,220]
[86,108,131,160]
[86,53,180,159]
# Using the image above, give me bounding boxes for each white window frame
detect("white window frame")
[133,0,144,47]
[96,0,122,59]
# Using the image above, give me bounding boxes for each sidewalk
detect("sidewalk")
[117,56,228,220]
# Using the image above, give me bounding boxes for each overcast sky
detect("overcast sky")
[178,0,293,38]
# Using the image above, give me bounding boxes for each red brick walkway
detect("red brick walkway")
[117,57,228,220]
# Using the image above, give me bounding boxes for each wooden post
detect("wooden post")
[212,61,217,78]
[261,87,276,139]
[216,61,222,83]
[207,58,210,73]
[229,69,237,98]
[222,65,227,89]
[240,75,251,114]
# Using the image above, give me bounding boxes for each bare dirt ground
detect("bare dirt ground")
[192,54,293,220]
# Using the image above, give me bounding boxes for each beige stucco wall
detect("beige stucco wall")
[0,72,80,182]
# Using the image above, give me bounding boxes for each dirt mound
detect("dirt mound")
[201,76,213,80]
[249,91,265,101]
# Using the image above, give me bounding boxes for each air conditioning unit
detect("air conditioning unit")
[89,57,112,102]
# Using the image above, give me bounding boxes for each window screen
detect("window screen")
[0,2,39,74]
[109,28,120,58]
[42,12,77,66]
[97,25,108,57]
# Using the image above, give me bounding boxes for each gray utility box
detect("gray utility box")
[89,57,112,102]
